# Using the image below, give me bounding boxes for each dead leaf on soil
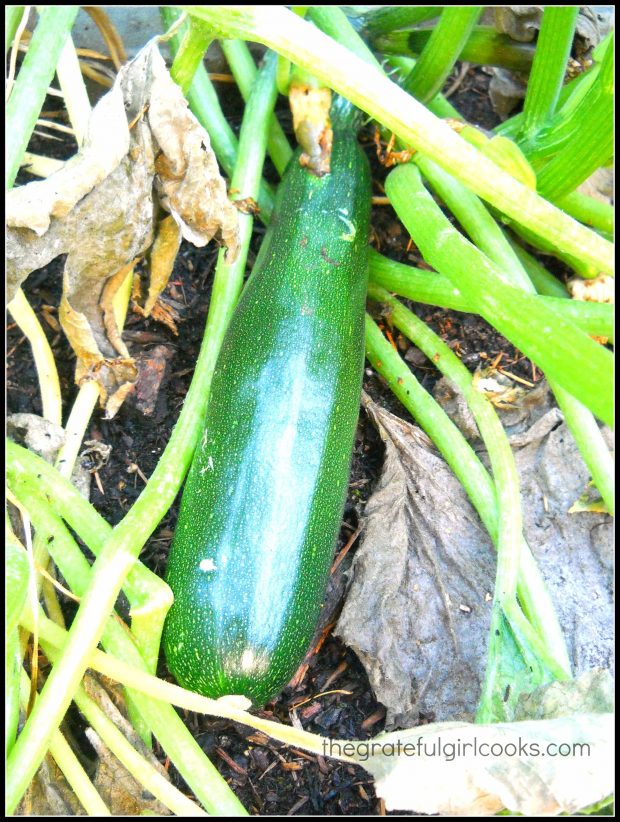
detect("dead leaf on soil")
[357,709,612,815]
[336,388,613,727]
[567,274,614,304]
[6,40,238,417]
[16,752,86,816]
[7,412,92,498]
[82,672,172,816]
[354,669,613,815]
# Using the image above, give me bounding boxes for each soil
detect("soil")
[7,60,563,815]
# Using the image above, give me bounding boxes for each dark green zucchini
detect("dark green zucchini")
[163,108,371,706]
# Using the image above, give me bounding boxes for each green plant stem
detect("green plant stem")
[504,237,569,298]
[7,289,62,425]
[169,16,213,95]
[220,39,293,175]
[536,89,613,200]
[5,50,278,817]
[385,164,613,425]
[308,6,383,69]
[553,190,614,235]
[24,606,343,762]
[364,313,570,677]
[495,30,613,141]
[181,5,613,275]
[416,156,533,291]
[6,461,244,815]
[411,162,615,510]
[56,34,91,147]
[401,7,482,103]
[19,670,112,815]
[5,5,25,53]
[363,6,441,36]
[159,6,275,219]
[368,250,613,341]
[507,256,615,514]
[6,628,22,758]
[28,654,207,817]
[520,6,580,139]
[6,6,79,189]
[376,26,535,73]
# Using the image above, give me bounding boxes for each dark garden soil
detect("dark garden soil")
[7,62,566,815]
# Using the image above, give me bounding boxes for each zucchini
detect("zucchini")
[163,107,371,705]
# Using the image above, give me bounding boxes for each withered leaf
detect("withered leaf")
[82,673,172,816]
[356,708,613,815]
[7,40,238,417]
[336,391,612,727]
[143,214,182,318]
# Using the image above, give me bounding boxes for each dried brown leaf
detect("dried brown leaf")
[16,753,86,816]
[6,40,238,417]
[336,391,612,727]
[143,214,182,317]
[357,710,613,815]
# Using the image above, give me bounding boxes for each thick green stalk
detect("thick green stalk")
[416,156,534,291]
[536,90,613,200]
[386,164,613,424]
[308,6,382,70]
[5,51,279,816]
[377,26,535,73]
[553,190,614,235]
[5,5,25,54]
[363,6,440,36]
[504,237,570,298]
[520,6,580,139]
[220,39,293,176]
[401,7,482,103]
[6,461,244,814]
[410,164,615,509]
[364,313,571,675]
[169,15,214,95]
[20,670,112,815]
[368,251,613,340]
[386,56,462,119]
[496,31,613,141]
[181,7,612,274]
[6,6,79,188]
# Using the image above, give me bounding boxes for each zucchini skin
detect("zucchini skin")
[163,126,371,706]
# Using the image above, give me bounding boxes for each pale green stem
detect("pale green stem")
[520,6,580,139]
[19,671,112,816]
[181,5,613,275]
[7,289,62,426]
[6,5,79,188]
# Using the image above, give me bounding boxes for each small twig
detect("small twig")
[496,367,535,387]
[330,524,362,574]
[36,565,81,604]
[444,61,471,99]
[35,117,76,135]
[82,6,127,70]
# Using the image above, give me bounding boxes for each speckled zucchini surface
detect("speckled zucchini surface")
[163,123,371,705]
